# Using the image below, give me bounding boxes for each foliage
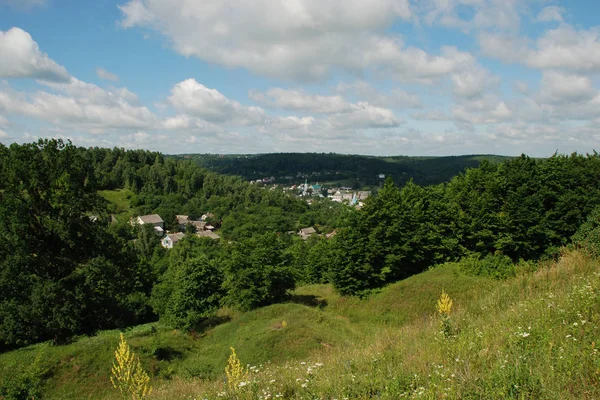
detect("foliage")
[222,233,296,311]
[0,348,46,400]
[152,254,224,330]
[111,333,152,399]
[331,153,600,295]
[458,253,516,280]
[0,140,154,350]
[572,205,600,257]
[180,152,511,187]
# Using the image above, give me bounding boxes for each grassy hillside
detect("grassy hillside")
[1,250,598,399]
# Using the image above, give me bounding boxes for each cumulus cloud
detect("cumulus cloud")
[422,0,523,32]
[249,88,350,113]
[96,67,119,82]
[0,78,156,131]
[328,102,403,129]
[168,79,266,125]
[0,27,70,82]
[534,6,564,23]
[335,81,421,109]
[538,71,596,105]
[481,26,600,73]
[117,0,482,82]
[451,66,500,98]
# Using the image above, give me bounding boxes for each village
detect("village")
[249,177,373,208]
[131,211,336,249]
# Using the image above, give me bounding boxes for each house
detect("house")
[176,215,190,230]
[161,232,186,249]
[197,230,220,240]
[201,213,215,221]
[299,227,317,240]
[191,220,207,231]
[132,214,164,236]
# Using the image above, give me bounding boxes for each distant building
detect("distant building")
[201,213,215,221]
[132,214,164,236]
[299,227,317,240]
[161,232,186,249]
[176,215,190,230]
[197,230,220,240]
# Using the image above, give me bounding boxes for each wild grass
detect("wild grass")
[98,188,134,217]
[1,250,598,399]
[150,250,600,399]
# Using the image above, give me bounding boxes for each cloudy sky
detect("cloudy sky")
[0,0,599,156]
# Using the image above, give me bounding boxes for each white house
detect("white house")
[161,232,186,249]
[132,214,164,236]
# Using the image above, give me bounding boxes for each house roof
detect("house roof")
[138,214,164,224]
[166,232,186,242]
[197,230,220,240]
[176,215,190,224]
[300,227,317,235]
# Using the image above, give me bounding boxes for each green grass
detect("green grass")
[98,188,134,217]
[1,251,599,399]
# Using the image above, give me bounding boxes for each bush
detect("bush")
[572,206,600,257]
[459,253,515,280]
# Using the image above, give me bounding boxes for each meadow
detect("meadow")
[2,248,598,399]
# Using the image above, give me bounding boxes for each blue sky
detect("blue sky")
[1,0,600,156]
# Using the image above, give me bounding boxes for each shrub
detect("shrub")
[459,253,515,280]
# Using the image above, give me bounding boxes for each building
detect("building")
[132,214,164,236]
[161,232,186,249]
[299,227,317,240]
[197,230,220,240]
[176,215,190,230]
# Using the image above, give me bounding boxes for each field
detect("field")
[2,249,598,399]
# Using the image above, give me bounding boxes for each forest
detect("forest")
[1,139,600,352]
[179,152,511,187]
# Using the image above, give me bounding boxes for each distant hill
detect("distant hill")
[172,153,513,187]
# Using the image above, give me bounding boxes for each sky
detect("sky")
[1,0,600,156]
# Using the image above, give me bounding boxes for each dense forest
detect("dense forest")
[1,139,600,352]
[178,153,511,187]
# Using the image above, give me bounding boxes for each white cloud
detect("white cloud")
[168,79,266,125]
[451,65,499,98]
[335,81,421,108]
[535,6,564,23]
[0,128,8,139]
[96,67,119,82]
[538,71,596,105]
[452,95,513,125]
[481,26,600,73]
[528,26,600,72]
[0,27,70,82]
[117,0,483,82]
[328,102,402,129]
[0,78,156,131]
[249,88,350,113]
[410,110,451,121]
[117,131,168,149]
[161,114,224,134]
[422,0,522,32]
[479,32,529,63]
[267,116,316,131]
